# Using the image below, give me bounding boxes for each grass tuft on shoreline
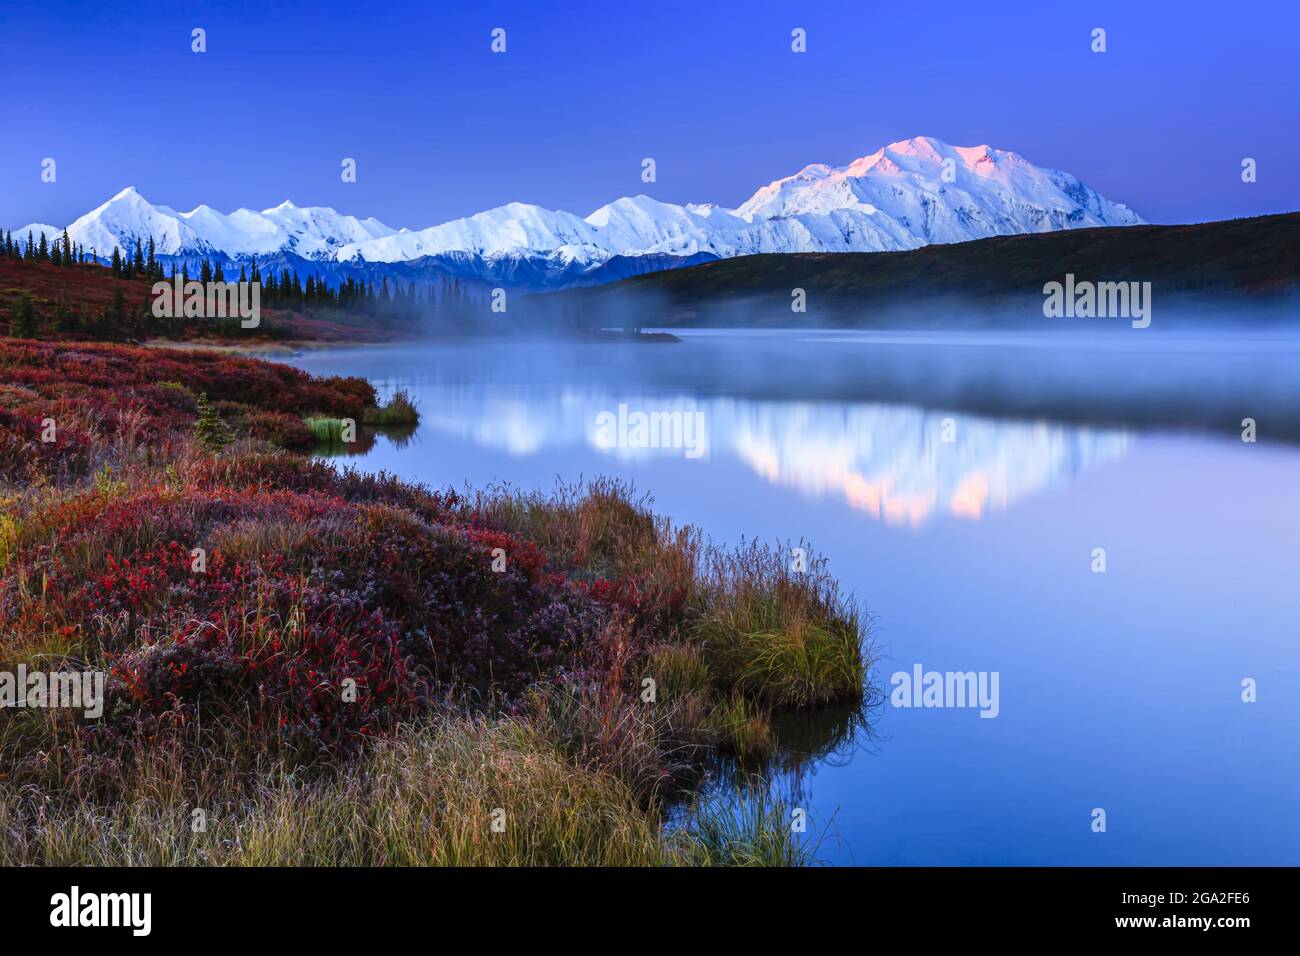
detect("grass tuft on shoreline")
[362,386,419,427]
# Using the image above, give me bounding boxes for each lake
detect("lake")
[283,328,1300,865]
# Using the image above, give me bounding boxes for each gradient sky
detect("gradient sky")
[1,0,1295,231]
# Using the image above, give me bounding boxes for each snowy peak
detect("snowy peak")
[248,202,399,256]
[581,195,749,258]
[333,202,599,264]
[66,186,193,257]
[15,189,398,260]
[734,135,1141,240]
[10,136,1143,286]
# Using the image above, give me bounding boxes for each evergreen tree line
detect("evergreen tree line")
[174,256,483,324]
[4,228,489,328]
[2,228,167,280]
[4,284,271,342]
[2,228,97,269]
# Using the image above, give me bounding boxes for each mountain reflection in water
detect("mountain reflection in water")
[388,388,1130,527]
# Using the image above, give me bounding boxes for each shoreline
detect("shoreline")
[0,337,866,866]
[144,327,684,358]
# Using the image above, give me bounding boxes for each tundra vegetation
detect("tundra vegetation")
[0,339,868,865]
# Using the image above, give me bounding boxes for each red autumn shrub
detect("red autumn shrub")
[245,411,314,449]
[0,405,92,481]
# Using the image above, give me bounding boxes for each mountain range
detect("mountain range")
[555,212,1300,331]
[11,136,1143,291]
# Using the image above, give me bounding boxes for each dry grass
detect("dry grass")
[0,714,815,866]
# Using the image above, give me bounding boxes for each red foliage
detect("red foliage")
[0,405,92,481]
[0,341,652,760]
[0,339,376,471]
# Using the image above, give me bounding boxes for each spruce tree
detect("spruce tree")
[107,288,126,336]
[10,291,38,338]
[194,393,233,452]
[55,289,73,332]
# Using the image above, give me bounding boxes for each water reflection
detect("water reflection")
[720,699,877,806]
[313,422,418,457]
[352,386,1129,527]
[712,401,1128,526]
[666,696,875,856]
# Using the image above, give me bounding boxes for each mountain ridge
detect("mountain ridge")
[11,136,1143,290]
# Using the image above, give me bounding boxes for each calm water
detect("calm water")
[284,329,1300,865]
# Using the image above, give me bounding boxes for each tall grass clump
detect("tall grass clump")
[304,416,352,444]
[645,642,713,699]
[674,790,816,866]
[0,508,18,572]
[362,386,419,426]
[693,541,868,709]
[229,717,672,867]
[703,691,776,762]
[467,478,663,573]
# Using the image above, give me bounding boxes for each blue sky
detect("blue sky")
[1,0,1295,230]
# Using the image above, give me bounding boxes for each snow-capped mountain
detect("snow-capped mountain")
[14,187,399,260]
[10,136,1142,290]
[330,137,1141,267]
